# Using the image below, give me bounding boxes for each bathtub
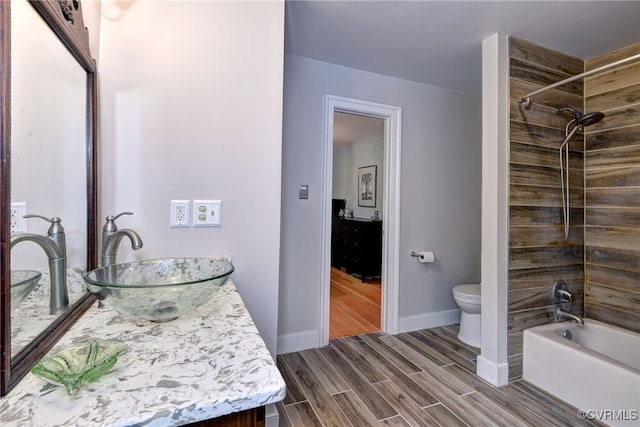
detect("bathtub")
[523,319,640,426]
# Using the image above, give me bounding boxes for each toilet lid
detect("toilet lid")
[453,284,481,298]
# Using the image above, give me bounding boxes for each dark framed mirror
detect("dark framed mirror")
[0,0,97,396]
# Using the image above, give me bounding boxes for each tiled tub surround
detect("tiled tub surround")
[0,280,286,426]
[584,42,640,333]
[507,38,640,380]
[508,37,586,380]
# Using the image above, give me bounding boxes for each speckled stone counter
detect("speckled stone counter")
[11,268,87,357]
[0,280,286,426]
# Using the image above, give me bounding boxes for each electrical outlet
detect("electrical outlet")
[193,200,222,227]
[10,202,27,235]
[170,200,191,228]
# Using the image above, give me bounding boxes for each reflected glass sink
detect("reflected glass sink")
[83,258,234,322]
[11,270,42,310]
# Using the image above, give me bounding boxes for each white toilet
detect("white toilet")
[452,284,481,348]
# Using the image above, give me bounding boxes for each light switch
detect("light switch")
[299,185,309,199]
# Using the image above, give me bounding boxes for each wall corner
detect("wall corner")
[479,32,510,384]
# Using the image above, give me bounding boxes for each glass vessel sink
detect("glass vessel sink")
[11,270,42,310]
[83,258,234,322]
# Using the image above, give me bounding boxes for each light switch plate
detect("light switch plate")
[193,200,222,227]
[299,184,309,199]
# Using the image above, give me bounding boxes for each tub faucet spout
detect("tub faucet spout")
[555,306,584,325]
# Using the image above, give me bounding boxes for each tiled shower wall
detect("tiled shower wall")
[507,37,585,380]
[506,37,640,380]
[584,42,640,332]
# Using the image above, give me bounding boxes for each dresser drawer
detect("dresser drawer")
[331,217,382,281]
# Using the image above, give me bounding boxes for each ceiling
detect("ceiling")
[333,112,385,146]
[284,1,640,96]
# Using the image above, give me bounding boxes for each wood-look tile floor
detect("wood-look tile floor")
[276,325,605,426]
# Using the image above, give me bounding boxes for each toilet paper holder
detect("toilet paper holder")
[411,251,435,263]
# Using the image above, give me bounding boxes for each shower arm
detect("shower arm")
[520,53,640,108]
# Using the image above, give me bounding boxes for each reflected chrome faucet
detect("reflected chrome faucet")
[11,215,68,314]
[555,306,584,325]
[101,212,143,266]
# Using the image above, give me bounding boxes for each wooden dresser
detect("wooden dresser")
[331,217,382,282]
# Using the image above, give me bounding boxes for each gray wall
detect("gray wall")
[333,134,384,219]
[279,54,482,349]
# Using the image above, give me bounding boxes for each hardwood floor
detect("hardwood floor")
[330,268,381,339]
[276,325,605,426]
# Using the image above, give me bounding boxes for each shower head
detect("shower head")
[557,107,605,128]
[578,111,605,127]
[555,106,604,241]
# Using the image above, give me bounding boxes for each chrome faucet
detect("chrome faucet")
[10,215,68,314]
[552,280,584,325]
[101,212,143,267]
[555,306,584,325]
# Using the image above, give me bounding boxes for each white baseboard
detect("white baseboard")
[277,309,461,354]
[476,355,509,386]
[398,309,461,333]
[277,330,319,354]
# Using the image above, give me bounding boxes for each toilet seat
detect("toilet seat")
[453,284,481,302]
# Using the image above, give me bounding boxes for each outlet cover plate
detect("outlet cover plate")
[170,200,191,228]
[193,200,222,227]
[10,202,27,235]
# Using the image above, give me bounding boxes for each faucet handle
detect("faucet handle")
[23,214,64,235]
[103,212,133,233]
[24,214,57,222]
[552,280,569,303]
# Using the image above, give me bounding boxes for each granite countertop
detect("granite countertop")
[11,268,87,357]
[0,280,286,426]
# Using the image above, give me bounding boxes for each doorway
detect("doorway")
[330,112,384,338]
[320,95,402,346]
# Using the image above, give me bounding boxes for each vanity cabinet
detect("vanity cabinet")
[331,217,382,281]
[185,406,265,427]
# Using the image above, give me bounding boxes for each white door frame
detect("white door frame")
[320,94,402,346]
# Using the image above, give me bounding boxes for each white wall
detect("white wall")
[279,54,482,349]
[98,1,284,355]
[478,33,511,386]
[332,134,384,219]
[11,0,87,270]
[81,0,102,63]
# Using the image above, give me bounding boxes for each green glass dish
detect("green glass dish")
[30,339,128,395]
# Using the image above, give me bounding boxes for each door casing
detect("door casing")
[320,95,402,345]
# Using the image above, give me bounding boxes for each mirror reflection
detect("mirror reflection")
[9,0,88,358]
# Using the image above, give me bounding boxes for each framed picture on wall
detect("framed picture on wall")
[358,165,376,207]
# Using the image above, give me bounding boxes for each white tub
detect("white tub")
[523,319,640,426]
